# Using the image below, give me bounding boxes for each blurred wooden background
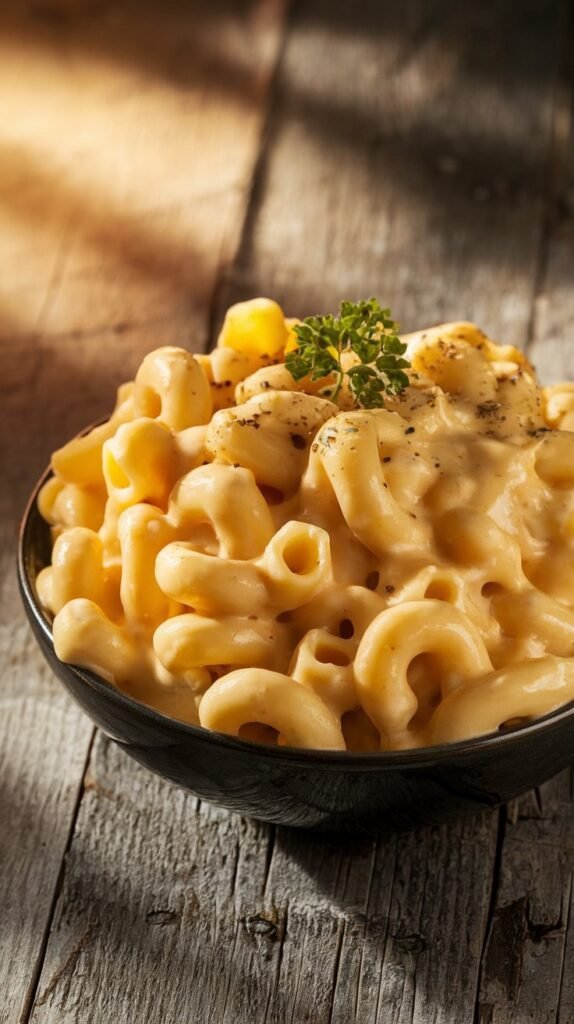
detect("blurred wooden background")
[1,1,573,1021]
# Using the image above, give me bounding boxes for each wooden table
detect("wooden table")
[2,2,574,1021]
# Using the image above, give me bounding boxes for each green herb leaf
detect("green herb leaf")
[284,298,411,409]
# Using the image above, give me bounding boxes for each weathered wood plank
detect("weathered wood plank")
[26,735,277,1024]
[477,771,574,1024]
[24,3,566,1023]
[477,43,574,1021]
[0,0,286,343]
[26,735,498,1024]
[528,85,574,379]
[225,0,564,345]
[0,2,286,1021]
[264,816,497,1024]
[0,699,93,1024]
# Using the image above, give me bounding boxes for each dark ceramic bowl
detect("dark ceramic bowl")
[18,466,574,833]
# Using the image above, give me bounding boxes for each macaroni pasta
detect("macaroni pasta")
[37,298,574,750]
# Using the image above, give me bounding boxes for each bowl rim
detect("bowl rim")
[19,458,574,769]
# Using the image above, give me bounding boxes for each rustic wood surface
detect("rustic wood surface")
[1,1,573,1021]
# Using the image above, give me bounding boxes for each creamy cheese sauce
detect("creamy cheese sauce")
[36,303,574,750]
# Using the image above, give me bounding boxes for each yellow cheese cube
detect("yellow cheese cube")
[217,298,288,357]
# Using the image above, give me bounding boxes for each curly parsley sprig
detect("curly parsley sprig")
[284,298,410,409]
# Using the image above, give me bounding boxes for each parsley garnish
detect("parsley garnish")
[285,298,410,408]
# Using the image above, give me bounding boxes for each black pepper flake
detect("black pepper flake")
[405,426,415,435]
[382,456,392,463]
[311,443,319,452]
[290,433,306,450]
[385,584,395,594]
[476,401,502,418]
[237,416,261,428]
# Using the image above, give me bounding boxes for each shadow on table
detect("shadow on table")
[0,0,566,341]
[223,0,566,329]
[9,799,491,1022]
[0,0,262,501]
[0,0,561,96]
[10,729,571,1022]
[0,0,263,102]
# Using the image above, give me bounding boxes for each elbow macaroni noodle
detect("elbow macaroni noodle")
[37,298,574,750]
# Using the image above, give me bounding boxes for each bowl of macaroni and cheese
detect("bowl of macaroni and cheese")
[18,298,574,831]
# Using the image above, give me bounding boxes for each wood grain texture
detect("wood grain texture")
[0,0,286,345]
[0,700,92,1024]
[19,3,571,1023]
[528,16,574,381]
[0,2,286,1021]
[264,815,497,1024]
[224,0,565,343]
[28,735,277,1024]
[477,772,574,1024]
[27,735,499,1024]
